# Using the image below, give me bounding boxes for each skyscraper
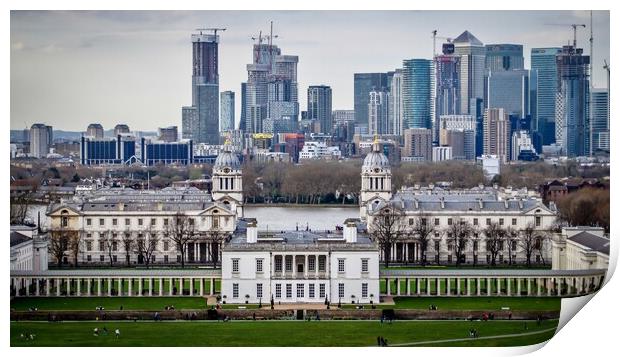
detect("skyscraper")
[239,82,247,131]
[30,123,53,158]
[86,123,104,138]
[182,29,221,144]
[434,43,461,142]
[485,44,524,71]
[555,45,590,157]
[158,126,179,142]
[531,47,562,145]
[368,89,389,135]
[439,115,476,160]
[245,63,270,133]
[402,59,432,129]
[389,69,404,136]
[354,73,388,127]
[453,31,486,115]
[114,124,130,137]
[485,69,529,117]
[220,91,235,133]
[307,85,333,134]
[403,128,432,161]
[483,108,510,163]
[590,89,609,152]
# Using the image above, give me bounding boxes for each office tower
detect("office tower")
[403,128,432,161]
[245,64,270,133]
[158,126,179,142]
[483,108,510,163]
[114,124,130,137]
[531,47,562,145]
[307,85,333,134]
[511,130,536,161]
[332,110,355,125]
[80,135,136,165]
[590,89,609,152]
[402,59,432,129]
[469,98,484,157]
[181,29,221,144]
[434,43,461,142]
[220,91,235,133]
[555,45,590,157]
[485,44,524,71]
[453,31,486,115]
[21,128,30,143]
[389,69,404,136]
[265,55,299,134]
[439,115,476,160]
[368,90,390,135]
[182,106,199,140]
[29,123,52,158]
[140,138,194,166]
[485,69,529,118]
[86,123,104,138]
[354,73,388,126]
[239,83,247,131]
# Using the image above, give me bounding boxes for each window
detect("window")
[138,218,143,226]
[473,218,479,226]
[233,283,239,298]
[285,256,293,271]
[112,218,118,226]
[275,256,283,272]
[99,255,104,262]
[308,256,316,271]
[511,241,517,251]
[113,255,117,262]
[87,255,92,262]
[99,218,104,226]
[447,243,453,251]
[409,218,414,225]
[256,259,263,273]
[447,218,453,225]
[447,255,452,263]
[256,284,263,298]
[362,283,368,298]
[111,241,117,251]
[473,241,478,251]
[163,218,169,226]
[512,218,517,226]
[338,259,345,273]
[499,218,504,226]
[338,283,345,298]
[164,255,168,263]
[434,241,440,251]
[151,218,156,226]
[535,216,541,227]
[61,216,68,227]
[189,218,195,226]
[213,217,219,228]
[275,284,282,298]
[486,218,491,225]
[163,241,169,251]
[125,218,130,226]
[434,218,440,226]
[286,284,292,298]
[499,254,504,263]
[232,258,239,273]
[361,258,369,273]
[86,218,92,226]
[309,284,315,298]
[318,256,326,271]
[86,241,92,251]
[296,284,304,298]
[319,284,326,298]
[421,218,427,226]
[99,241,105,251]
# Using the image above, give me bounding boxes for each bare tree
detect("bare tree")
[205,227,230,269]
[10,191,32,224]
[410,213,434,266]
[504,226,519,265]
[483,221,505,266]
[165,212,196,268]
[102,229,116,267]
[120,228,135,267]
[368,204,406,268]
[445,217,476,266]
[134,225,160,269]
[67,230,83,267]
[535,231,551,265]
[48,228,71,267]
[519,223,540,268]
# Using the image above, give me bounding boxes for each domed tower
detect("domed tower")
[360,138,392,219]
[212,144,244,217]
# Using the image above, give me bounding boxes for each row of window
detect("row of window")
[412,217,542,227]
[230,283,370,299]
[79,217,223,228]
[85,254,174,263]
[231,258,370,274]
[85,240,173,252]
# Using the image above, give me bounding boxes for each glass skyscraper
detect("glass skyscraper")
[531,47,562,145]
[220,91,235,133]
[307,85,333,134]
[354,73,388,127]
[402,59,432,129]
[434,43,461,142]
[453,31,486,115]
[485,69,529,118]
[591,89,609,152]
[485,44,524,71]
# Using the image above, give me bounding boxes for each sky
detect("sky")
[10,10,610,131]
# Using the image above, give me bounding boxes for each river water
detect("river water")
[26,204,359,231]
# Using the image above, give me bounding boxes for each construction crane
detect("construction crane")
[545,23,586,48]
[431,30,452,57]
[196,27,226,37]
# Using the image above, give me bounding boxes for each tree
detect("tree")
[165,212,196,268]
[205,227,230,269]
[535,231,551,265]
[369,204,406,268]
[67,230,83,267]
[101,230,117,267]
[120,229,135,267]
[519,223,541,268]
[10,191,33,225]
[48,228,72,267]
[410,213,434,266]
[134,225,160,269]
[504,226,519,265]
[483,221,504,266]
[444,217,476,266]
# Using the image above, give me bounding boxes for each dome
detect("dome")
[214,151,241,170]
[363,150,390,169]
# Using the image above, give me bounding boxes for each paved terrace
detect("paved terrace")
[10,268,605,299]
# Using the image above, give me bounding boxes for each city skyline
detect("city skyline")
[11,10,610,131]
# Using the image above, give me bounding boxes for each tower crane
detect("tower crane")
[196,27,226,37]
[545,23,586,48]
[431,30,452,57]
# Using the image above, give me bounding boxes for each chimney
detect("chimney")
[440,197,445,209]
[118,203,125,211]
[344,219,358,243]
[478,198,483,209]
[247,218,258,243]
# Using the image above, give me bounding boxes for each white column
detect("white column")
[537,278,542,296]
[507,278,511,296]
[107,278,112,296]
[87,279,91,296]
[200,278,204,296]
[467,278,471,296]
[189,278,194,296]
[46,278,51,297]
[149,278,153,296]
[517,279,522,296]
[97,278,102,296]
[406,278,411,296]
[426,278,431,296]
[487,278,491,296]
[138,278,143,296]
[496,278,501,296]
[446,278,451,296]
[436,278,441,296]
[118,278,122,297]
[527,278,532,296]
[66,278,71,296]
[159,278,163,296]
[557,278,562,296]
[547,278,552,296]
[128,278,133,296]
[169,278,174,296]
[179,278,183,295]
[25,279,30,296]
[56,278,61,296]
[304,255,308,278]
[35,279,40,296]
[416,278,420,295]
[457,278,461,295]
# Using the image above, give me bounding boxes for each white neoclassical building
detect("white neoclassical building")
[221,218,380,304]
[360,141,556,265]
[552,227,610,271]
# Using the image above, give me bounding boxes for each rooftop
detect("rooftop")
[568,231,610,256]
[10,232,32,247]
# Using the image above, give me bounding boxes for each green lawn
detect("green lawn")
[10,319,558,347]
[11,297,208,311]
[391,297,560,311]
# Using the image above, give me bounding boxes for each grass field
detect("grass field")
[10,319,558,347]
[11,297,208,311]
